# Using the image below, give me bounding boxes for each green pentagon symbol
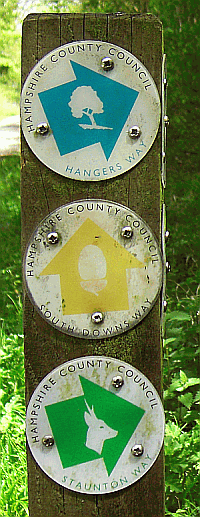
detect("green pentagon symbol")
[26,356,165,494]
[45,375,145,476]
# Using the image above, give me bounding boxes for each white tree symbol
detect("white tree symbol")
[68,86,113,130]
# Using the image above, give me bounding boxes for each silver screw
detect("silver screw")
[131,444,144,457]
[128,126,141,138]
[164,115,169,126]
[35,123,50,135]
[101,57,114,71]
[166,261,171,273]
[47,232,59,245]
[165,230,170,241]
[91,311,104,324]
[112,375,124,389]
[42,435,54,447]
[121,226,133,239]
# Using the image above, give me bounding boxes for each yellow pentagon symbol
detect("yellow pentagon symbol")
[40,218,144,315]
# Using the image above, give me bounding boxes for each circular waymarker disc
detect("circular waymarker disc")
[23,199,163,339]
[21,40,160,181]
[26,356,165,494]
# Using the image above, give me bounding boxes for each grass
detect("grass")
[0,329,28,517]
[0,156,28,516]
[0,156,199,516]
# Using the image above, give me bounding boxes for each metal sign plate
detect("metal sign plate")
[26,356,165,494]
[21,40,160,181]
[24,199,163,338]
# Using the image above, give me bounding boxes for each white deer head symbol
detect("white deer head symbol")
[84,400,118,455]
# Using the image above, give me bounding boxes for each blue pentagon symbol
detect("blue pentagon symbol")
[38,61,139,160]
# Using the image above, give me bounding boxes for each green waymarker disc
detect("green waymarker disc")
[26,356,164,494]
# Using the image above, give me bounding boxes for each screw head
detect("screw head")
[112,375,124,389]
[47,232,59,245]
[165,230,170,241]
[101,57,114,71]
[131,444,144,457]
[91,311,104,324]
[164,115,169,126]
[128,126,141,138]
[121,226,133,239]
[42,435,54,447]
[35,123,50,135]
[166,261,171,273]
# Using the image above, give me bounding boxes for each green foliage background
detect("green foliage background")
[0,0,21,117]
[0,0,199,516]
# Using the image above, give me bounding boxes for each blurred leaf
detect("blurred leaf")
[194,390,200,403]
[180,370,188,384]
[166,311,191,322]
[178,392,193,409]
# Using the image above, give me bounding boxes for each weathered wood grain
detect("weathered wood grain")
[21,13,164,517]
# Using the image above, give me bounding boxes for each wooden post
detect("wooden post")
[21,13,164,517]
